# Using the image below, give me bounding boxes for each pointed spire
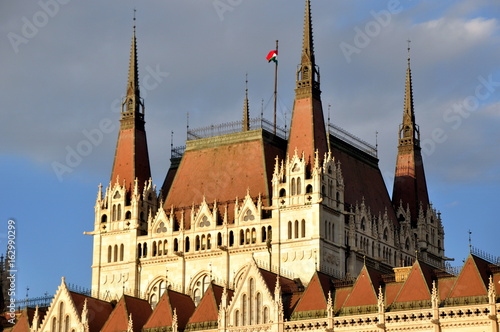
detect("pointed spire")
[242,73,250,132]
[288,0,328,167]
[392,42,429,227]
[402,40,417,142]
[110,15,152,193]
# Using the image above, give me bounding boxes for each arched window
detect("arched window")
[291,178,296,196]
[229,231,234,247]
[174,238,179,252]
[196,236,200,251]
[360,218,366,231]
[240,230,245,245]
[185,237,190,252]
[301,219,306,238]
[249,278,255,324]
[330,223,334,242]
[242,294,247,326]
[294,220,299,238]
[268,226,272,241]
[245,229,250,244]
[297,177,302,195]
[201,235,206,250]
[150,294,158,308]
[58,302,64,332]
[138,243,142,258]
[117,204,121,220]
[64,315,70,332]
[52,317,57,332]
[251,228,256,243]
[101,214,107,223]
[336,192,340,207]
[163,241,168,255]
[234,310,240,326]
[263,306,269,324]
[143,242,147,257]
[279,188,286,197]
[193,274,211,306]
[306,184,313,194]
[114,245,118,262]
[261,226,267,242]
[125,211,131,220]
[256,292,262,324]
[207,234,212,250]
[383,228,388,241]
[405,238,410,250]
[217,232,222,246]
[112,205,116,221]
[107,246,112,263]
[120,244,124,261]
[287,221,292,240]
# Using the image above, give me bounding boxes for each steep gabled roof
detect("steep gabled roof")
[292,271,334,314]
[100,295,152,332]
[186,283,233,328]
[333,287,351,310]
[384,282,403,306]
[143,289,195,330]
[342,265,381,307]
[10,309,34,332]
[448,254,490,298]
[69,292,113,332]
[437,276,457,300]
[258,268,299,295]
[392,261,434,303]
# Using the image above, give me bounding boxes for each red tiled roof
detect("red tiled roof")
[110,127,151,193]
[186,284,233,325]
[384,283,403,306]
[164,131,285,228]
[69,292,113,332]
[143,289,195,330]
[258,268,299,295]
[101,295,152,332]
[438,277,456,301]
[393,261,433,303]
[333,287,351,310]
[448,255,490,298]
[288,96,328,167]
[11,309,30,332]
[292,271,333,313]
[331,138,398,223]
[343,266,381,307]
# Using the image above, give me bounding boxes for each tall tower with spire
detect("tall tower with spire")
[391,45,430,227]
[110,23,152,193]
[90,22,158,300]
[287,0,328,165]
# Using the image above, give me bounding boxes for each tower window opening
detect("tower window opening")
[294,220,299,238]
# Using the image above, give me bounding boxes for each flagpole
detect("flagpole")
[274,40,278,135]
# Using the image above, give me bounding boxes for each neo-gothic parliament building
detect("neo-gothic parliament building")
[6,1,500,332]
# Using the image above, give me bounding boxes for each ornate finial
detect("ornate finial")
[407,39,411,60]
[431,280,439,309]
[488,275,496,305]
[468,230,472,252]
[377,286,384,313]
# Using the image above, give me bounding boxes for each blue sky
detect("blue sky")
[1,0,499,299]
